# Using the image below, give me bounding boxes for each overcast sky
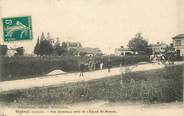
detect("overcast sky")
[0,0,184,54]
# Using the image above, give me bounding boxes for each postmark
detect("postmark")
[2,16,32,42]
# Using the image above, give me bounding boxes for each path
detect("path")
[0,62,183,93]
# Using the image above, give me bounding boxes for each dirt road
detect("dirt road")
[0,62,183,93]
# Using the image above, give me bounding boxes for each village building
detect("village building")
[0,44,21,57]
[6,49,17,57]
[66,42,82,51]
[150,42,169,54]
[114,46,133,56]
[172,34,184,56]
[77,47,103,56]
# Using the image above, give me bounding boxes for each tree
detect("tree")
[61,42,67,49]
[145,45,153,55]
[39,40,53,56]
[54,39,60,49]
[40,32,46,41]
[34,37,40,55]
[34,32,53,56]
[128,33,149,55]
[79,51,87,57]
[0,45,8,56]
[68,48,78,55]
[55,46,67,56]
[53,40,70,56]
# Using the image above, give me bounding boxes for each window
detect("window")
[175,40,181,46]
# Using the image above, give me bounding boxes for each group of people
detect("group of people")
[150,51,176,65]
[79,58,112,77]
[150,53,165,64]
[87,60,104,71]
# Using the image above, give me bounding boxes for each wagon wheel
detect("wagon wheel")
[160,54,166,64]
[168,53,175,64]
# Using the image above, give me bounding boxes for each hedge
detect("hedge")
[0,55,150,81]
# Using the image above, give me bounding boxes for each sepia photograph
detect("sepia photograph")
[0,0,184,116]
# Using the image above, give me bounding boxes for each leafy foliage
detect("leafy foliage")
[0,45,8,55]
[39,39,53,56]
[34,37,40,55]
[128,33,150,54]
[33,33,54,56]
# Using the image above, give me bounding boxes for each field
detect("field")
[0,64,182,108]
[0,55,149,81]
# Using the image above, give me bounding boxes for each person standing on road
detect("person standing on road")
[79,62,85,77]
[107,58,112,72]
[93,60,96,71]
[100,61,103,70]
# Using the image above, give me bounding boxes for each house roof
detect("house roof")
[172,34,184,39]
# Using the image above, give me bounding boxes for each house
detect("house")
[114,46,133,56]
[150,42,168,54]
[66,42,82,51]
[77,47,103,56]
[7,49,17,57]
[172,34,184,56]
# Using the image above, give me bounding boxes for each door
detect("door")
[176,50,180,57]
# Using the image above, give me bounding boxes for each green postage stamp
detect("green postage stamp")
[2,16,32,42]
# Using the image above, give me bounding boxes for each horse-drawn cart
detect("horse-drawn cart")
[150,50,176,65]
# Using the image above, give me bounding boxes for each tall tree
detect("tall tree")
[128,33,149,55]
[61,42,67,49]
[79,51,87,57]
[40,32,45,41]
[53,39,64,56]
[54,39,60,49]
[34,33,54,56]
[34,36,40,55]
[39,40,53,56]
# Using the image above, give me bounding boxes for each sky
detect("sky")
[0,0,184,54]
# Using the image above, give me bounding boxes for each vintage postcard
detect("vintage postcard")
[0,0,183,116]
